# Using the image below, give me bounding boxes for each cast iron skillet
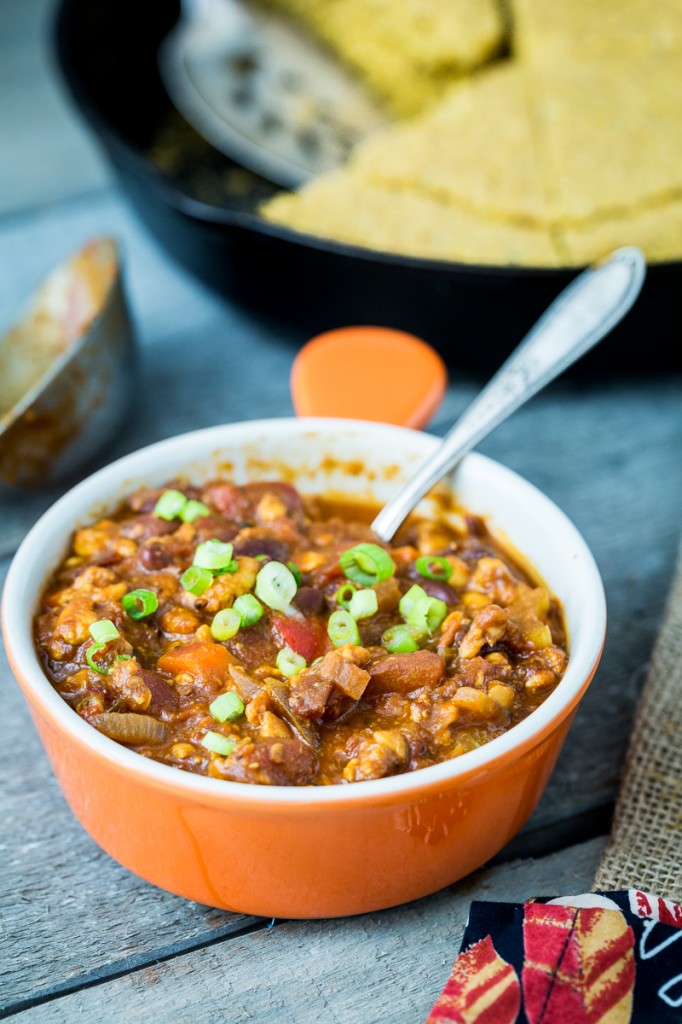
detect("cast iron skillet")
[54,0,681,374]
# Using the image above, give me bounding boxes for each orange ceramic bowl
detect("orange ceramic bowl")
[2,419,605,918]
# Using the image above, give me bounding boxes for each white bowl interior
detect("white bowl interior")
[3,418,606,805]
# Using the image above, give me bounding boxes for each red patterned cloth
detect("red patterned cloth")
[426,935,520,1024]
[425,891,682,1023]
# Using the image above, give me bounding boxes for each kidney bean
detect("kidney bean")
[192,517,239,543]
[420,579,458,604]
[120,515,178,542]
[138,541,173,570]
[234,537,290,561]
[292,586,325,616]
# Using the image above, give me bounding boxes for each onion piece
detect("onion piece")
[90,712,168,745]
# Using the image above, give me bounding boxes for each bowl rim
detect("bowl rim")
[2,417,606,808]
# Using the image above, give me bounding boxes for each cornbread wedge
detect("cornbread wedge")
[513,0,682,65]
[262,0,505,116]
[264,173,562,266]
[261,0,682,266]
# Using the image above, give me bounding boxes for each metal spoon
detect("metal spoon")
[371,247,647,542]
[158,0,386,189]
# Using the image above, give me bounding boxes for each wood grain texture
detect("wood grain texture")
[0,571,261,1013]
[7,837,606,1023]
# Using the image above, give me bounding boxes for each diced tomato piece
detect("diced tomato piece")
[313,562,345,588]
[157,640,236,684]
[272,615,328,663]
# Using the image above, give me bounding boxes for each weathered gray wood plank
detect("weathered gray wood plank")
[0,561,261,1012]
[7,837,606,1023]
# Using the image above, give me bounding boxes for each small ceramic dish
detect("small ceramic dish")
[0,238,135,489]
[2,419,605,917]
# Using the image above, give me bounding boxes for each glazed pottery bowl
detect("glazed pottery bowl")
[2,419,606,917]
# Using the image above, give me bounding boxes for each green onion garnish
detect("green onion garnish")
[180,565,213,596]
[254,554,267,562]
[398,583,428,620]
[334,582,357,609]
[415,555,453,581]
[255,561,298,611]
[193,539,234,572]
[89,619,120,643]
[122,589,158,620]
[327,609,360,647]
[210,608,241,641]
[117,654,132,662]
[382,625,421,653]
[348,588,378,620]
[85,641,109,674]
[209,691,244,722]
[287,561,303,587]
[339,543,395,587]
[406,595,448,634]
[181,499,211,523]
[276,647,307,678]
[201,731,236,756]
[233,593,263,627]
[153,489,187,521]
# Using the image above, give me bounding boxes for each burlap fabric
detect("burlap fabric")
[594,540,682,900]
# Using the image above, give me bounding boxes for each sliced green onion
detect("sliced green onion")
[210,608,241,641]
[276,647,307,678]
[122,589,158,620]
[327,609,360,647]
[334,582,358,609]
[348,588,378,620]
[194,539,234,572]
[89,619,120,643]
[210,691,244,722]
[339,543,395,587]
[86,642,109,674]
[181,499,211,523]
[116,654,132,662]
[255,561,297,611]
[287,561,303,587]
[254,554,267,562]
[398,583,428,620]
[415,555,453,581]
[233,593,263,627]
[153,489,187,521]
[201,731,236,756]
[180,565,213,596]
[382,625,420,653]
[406,595,448,634]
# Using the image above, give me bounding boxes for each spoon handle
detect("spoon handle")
[371,247,646,542]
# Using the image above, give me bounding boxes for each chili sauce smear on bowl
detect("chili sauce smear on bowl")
[34,480,568,786]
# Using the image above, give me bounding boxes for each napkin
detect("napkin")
[425,540,682,1023]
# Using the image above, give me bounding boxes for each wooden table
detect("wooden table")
[1,2,681,1019]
